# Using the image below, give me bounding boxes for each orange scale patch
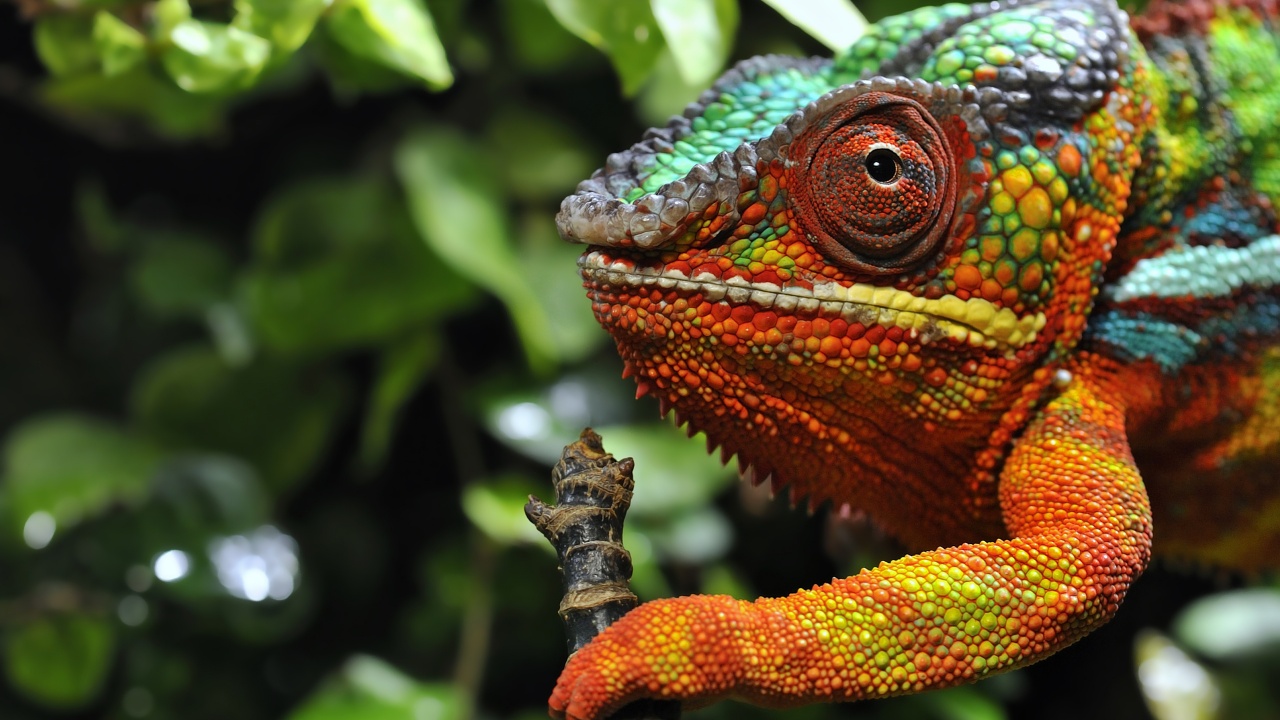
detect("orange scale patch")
[1018,262,1045,293]
[993,259,1018,285]
[1056,144,1082,177]
[954,264,984,291]
[1018,187,1053,230]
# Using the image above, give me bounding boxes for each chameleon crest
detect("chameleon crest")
[550,0,1280,716]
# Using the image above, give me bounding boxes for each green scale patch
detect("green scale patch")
[629,63,844,201]
[626,3,984,203]
[918,7,1084,86]
[1210,9,1280,206]
[835,3,974,77]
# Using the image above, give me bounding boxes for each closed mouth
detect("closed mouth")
[579,250,1046,351]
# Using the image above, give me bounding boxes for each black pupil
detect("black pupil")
[865,148,901,184]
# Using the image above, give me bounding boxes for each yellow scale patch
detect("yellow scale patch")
[811,280,1049,349]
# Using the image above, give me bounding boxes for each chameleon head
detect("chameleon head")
[557,2,1140,537]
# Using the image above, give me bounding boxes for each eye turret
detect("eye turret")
[788,92,957,275]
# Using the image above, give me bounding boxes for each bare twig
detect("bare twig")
[526,429,680,720]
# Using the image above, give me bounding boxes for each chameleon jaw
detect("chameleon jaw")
[580,250,1046,352]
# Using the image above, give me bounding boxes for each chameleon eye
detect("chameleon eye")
[788,93,957,274]
[864,146,902,184]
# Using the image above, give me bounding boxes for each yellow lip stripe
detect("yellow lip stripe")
[582,252,1048,350]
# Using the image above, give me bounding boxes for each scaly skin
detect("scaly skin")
[550,0,1280,716]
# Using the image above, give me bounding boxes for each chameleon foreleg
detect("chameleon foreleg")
[549,364,1152,719]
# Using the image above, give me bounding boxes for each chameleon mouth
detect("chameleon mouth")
[580,251,1046,351]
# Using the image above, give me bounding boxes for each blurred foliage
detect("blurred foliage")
[0,0,1274,719]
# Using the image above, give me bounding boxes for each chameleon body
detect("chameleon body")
[551,0,1280,716]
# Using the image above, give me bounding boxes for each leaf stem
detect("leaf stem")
[437,349,495,719]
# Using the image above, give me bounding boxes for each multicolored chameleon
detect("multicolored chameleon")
[550,0,1280,716]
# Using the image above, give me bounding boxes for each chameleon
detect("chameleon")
[549,0,1280,716]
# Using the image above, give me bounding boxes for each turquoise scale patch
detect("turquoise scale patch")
[1090,299,1280,374]
[1088,313,1203,374]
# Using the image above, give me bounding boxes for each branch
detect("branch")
[526,429,680,720]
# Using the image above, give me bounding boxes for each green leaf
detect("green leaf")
[160,19,272,93]
[701,564,752,599]
[760,0,868,51]
[129,235,233,319]
[649,0,737,88]
[516,218,606,364]
[148,455,272,544]
[479,391,578,463]
[33,16,98,76]
[205,302,256,366]
[310,23,417,93]
[243,177,475,356]
[544,0,664,95]
[621,527,669,600]
[1174,588,1280,661]
[478,369,642,463]
[636,46,706,125]
[152,0,193,39]
[233,0,328,56]
[922,686,1009,720]
[112,456,275,602]
[287,655,463,720]
[1,414,163,540]
[131,346,349,494]
[641,506,732,564]
[395,129,559,371]
[4,613,116,710]
[325,0,453,89]
[358,331,440,473]
[171,456,271,530]
[499,0,589,73]
[92,11,147,77]
[43,66,225,137]
[461,475,547,546]
[486,108,596,202]
[1134,630,1221,720]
